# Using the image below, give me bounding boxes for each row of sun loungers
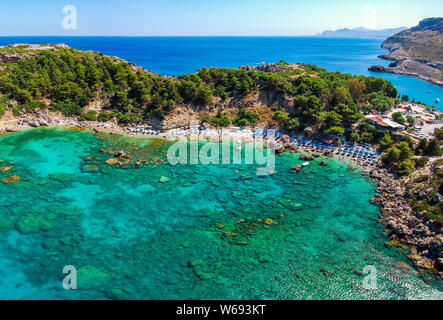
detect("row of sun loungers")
[123,126,381,166]
[127,127,161,135]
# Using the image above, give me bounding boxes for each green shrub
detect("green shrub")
[79,111,97,122]
[413,201,430,212]
[397,158,415,175]
[325,126,345,135]
[287,117,301,131]
[424,140,442,156]
[0,47,401,128]
[392,112,405,125]
[415,156,429,168]
[234,108,258,126]
[425,205,443,226]
[273,110,289,125]
[51,100,83,116]
[97,112,114,122]
[414,175,429,183]
[20,101,46,112]
[12,105,21,116]
[204,111,230,127]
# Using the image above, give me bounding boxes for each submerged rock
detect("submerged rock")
[0,166,13,173]
[279,198,303,211]
[50,172,72,183]
[115,150,131,159]
[150,157,164,165]
[189,260,216,281]
[158,176,171,183]
[264,219,278,226]
[82,164,99,173]
[34,179,49,186]
[41,238,58,250]
[105,288,126,300]
[232,191,243,198]
[77,266,110,289]
[105,158,120,166]
[300,154,314,161]
[15,212,56,234]
[0,220,14,230]
[195,270,216,281]
[319,161,329,166]
[2,175,20,184]
[239,174,253,181]
[189,259,204,267]
[215,223,225,229]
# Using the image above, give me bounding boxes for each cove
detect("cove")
[0,127,441,300]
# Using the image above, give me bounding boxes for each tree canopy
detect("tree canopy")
[0,49,400,135]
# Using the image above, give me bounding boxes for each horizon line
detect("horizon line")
[0,35,390,39]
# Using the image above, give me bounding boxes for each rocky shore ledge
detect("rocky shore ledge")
[368,60,443,89]
[370,168,443,279]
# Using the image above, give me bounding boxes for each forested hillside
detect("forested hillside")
[0,45,399,142]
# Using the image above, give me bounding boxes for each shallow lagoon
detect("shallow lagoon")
[0,127,441,300]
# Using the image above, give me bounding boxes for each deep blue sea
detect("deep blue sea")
[0,36,441,108]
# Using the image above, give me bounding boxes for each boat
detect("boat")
[302,162,310,167]
[436,98,440,103]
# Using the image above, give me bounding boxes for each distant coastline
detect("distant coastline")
[0,36,441,107]
[312,26,407,39]
[369,18,443,90]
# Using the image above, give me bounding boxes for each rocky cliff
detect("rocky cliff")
[369,18,443,88]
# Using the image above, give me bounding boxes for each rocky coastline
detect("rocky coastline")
[275,134,443,280]
[369,58,443,89]
[370,168,443,280]
[2,112,442,281]
[369,17,443,89]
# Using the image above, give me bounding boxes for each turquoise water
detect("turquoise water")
[0,128,441,300]
[0,37,441,108]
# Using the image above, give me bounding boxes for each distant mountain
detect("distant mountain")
[369,18,443,88]
[315,26,407,38]
[381,17,443,62]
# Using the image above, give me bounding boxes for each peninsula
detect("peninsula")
[315,26,407,38]
[369,17,443,88]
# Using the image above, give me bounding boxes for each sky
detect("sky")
[0,0,441,36]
